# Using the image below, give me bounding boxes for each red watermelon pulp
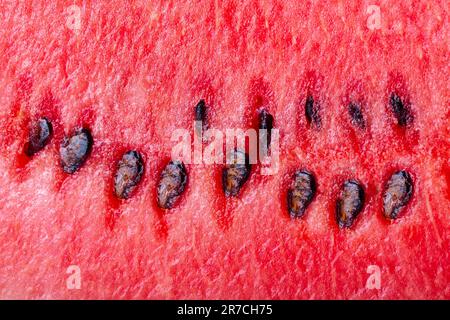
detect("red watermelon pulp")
[0,1,448,299]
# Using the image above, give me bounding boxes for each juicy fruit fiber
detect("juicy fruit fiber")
[0,0,448,299]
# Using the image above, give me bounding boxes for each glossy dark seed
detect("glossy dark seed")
[287,170,316,218]
[222,150,251,197]
[336,180,365,228]
[194,99,207,136]
[114,151,144,199]
[258,108,274,154]
[383,170,413,219]
[24,117,52,156]
[59,128,93,174]
[157,160,188,209]
[348,102,365,129]
[305,95,321,128]
[389,93,413,126]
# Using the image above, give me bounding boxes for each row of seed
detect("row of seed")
[23,95,413,228]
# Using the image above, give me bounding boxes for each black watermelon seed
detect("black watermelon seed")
[336,180,365,228]
[383,170,413,220]
[305,95,321,128]
[389,93,413,126]
[59,128,93,174]
[24,117,52,157]
[194,99,206,122]
[258,108,274,154]
[348,102,365,129]
[287,170,316,218]
[157,160,188,209]
[194,99,207,136]
[114,151,144,200]
[222,150,251,197]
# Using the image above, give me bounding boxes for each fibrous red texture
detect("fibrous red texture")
[0,1,448,299]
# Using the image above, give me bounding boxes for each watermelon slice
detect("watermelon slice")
[0,1,448,299]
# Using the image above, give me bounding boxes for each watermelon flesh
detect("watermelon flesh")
[0,0,449,299]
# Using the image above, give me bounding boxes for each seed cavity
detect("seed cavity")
[157,160,188,209]
[59,127,93,174]
[194,99,207,136]
[348,102,365,129]
[114,151,144,200]
[336,179,365,228]
[222,150,251,197]
[24,117,52,156]
[305,95,321,128]
[287,170,316,218]
[383,170,413,220]
[389,93,413,126]
[258,108,274,155]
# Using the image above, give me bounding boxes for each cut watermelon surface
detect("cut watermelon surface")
[0,0,448,299]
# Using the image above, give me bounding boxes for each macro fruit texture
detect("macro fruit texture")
[0,1,448,299]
